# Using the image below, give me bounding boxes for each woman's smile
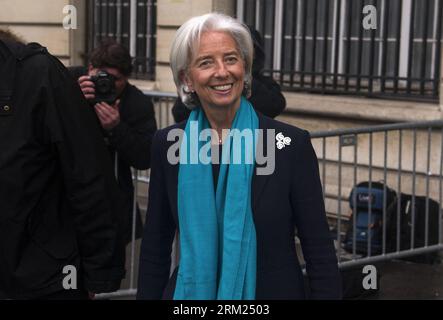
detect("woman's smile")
[210,83,234,95]
[184,31,245,111]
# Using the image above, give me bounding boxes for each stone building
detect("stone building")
[2,0,443,223]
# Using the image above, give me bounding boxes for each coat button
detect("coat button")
[3,105,10,112]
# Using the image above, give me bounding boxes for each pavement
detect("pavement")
[118,239,443,300]
[360,258,443,300]
[121,199,443,300]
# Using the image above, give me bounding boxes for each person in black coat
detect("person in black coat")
[137,13,341,300]
[74,40,157,245]
[171,25,286,122]
[0,30,125,299]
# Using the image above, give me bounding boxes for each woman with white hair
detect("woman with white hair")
[137,12,341,300]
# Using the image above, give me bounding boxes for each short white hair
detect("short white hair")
[169,12,254,109]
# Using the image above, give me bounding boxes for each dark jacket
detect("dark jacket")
[68,66,157,244]
[171,76,286,123]
[137,112,342,300]
[0,41,126,298]
[106,83,157,244]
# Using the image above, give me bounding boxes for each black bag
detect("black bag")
[344,181,397,255]
[387,194,441,264]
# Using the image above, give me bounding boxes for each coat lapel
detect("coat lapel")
[252,113,272,211]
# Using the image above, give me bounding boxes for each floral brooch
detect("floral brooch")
[276,132,291,150]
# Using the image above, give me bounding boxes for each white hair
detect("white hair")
[169,12,254,109]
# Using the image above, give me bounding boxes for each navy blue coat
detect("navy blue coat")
[137,113,342,300]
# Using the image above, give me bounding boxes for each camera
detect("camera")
[90,70,118,104]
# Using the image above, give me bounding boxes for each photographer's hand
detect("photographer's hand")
[78,75,96,100]
[94,100,121,131]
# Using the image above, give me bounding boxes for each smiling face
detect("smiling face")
[183,31,245,112]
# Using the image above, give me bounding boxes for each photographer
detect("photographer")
[74,40,157,245]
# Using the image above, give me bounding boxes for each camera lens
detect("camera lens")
[96,78,112,94]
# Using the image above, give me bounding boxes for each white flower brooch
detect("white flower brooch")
[276,132,291,150]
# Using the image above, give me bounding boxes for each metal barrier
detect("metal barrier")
[97,93,443,298]
[311,120,443,269]
[144,90,178,129]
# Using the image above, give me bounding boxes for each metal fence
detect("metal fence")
[237,0,443,102]
[87,0,157,80]
[97,93,443,298]
[146,91,177,129]
[311,119,443,269]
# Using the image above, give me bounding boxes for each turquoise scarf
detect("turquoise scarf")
[174,97,258,300]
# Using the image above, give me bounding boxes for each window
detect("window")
[238,0,443,102]
[88,0,156,79]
